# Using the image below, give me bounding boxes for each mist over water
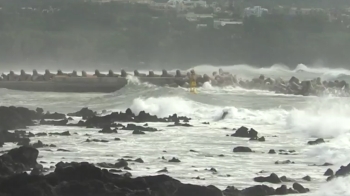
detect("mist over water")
[1,63,350,195]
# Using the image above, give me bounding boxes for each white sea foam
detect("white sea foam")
[2,64,350,195]
[312,176,350,196]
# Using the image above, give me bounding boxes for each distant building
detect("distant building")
[213,19,242,29]
[150,0,207,11]
[196,24,208,29]
[243,6,268,18]
[183,12,213,21]
[167,0,207,11]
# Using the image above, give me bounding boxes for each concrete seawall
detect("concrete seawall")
[0,76,188,93]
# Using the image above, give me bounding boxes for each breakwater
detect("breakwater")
[0,69,202,93]
[1,69,349,97]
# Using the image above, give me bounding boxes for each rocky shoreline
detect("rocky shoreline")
[0,106,346,196]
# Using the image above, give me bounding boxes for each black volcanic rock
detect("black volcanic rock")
[31,140,56,148]
[84,108,190,128]
[254,173,282,184]
[123,124,158,132]
[0,146,311,196]
[0,106,38,130]
[132,130,145,134]
[307,138,325,145]
[0,130,33,145]
[231,126,258,138]
[98,127,118,134]
[329,163,350,179]
[268,149,276,154]
[167,121,193,127]
[0,146,40,176]
[324,168,334,176]
[233,146,252,152]
[67,107,96,119]
[41,112,66,120]
[49,131,71,136]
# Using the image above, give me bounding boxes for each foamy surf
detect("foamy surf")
[2,64,350,195]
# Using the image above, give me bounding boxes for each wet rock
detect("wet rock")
[278,149,297,155]
[0,106,38,130]
[167,121,193,127]
[280,175,295,182]
[85,139,108,143]
[84,108,190,128]
[36,107,44,115]
[31,140,55,148]
[134,158,144,163]
[115,159,128,168]
[157,167,168,173]
[109,169,122,173]
[307,138,325,145]
[293,182,309,193]
[302,175,311,181]
[254,173,282,184]
[35,132,47,136]
[0,155,230,196]
[30,167,42,175]
[334,163,350,178]
[324,168,334,176]
[0,130,32,146]
[132,130,145,134]
[275,160,294,164]
[123,124,158,132]
[249,136,265,142]
[114,138,121,141]
[192,176,205,180]
[222,186,241,196]
[268,149,276,154]
[233,146,252,152]
[168,157,181,163]
[57,149,70,152]
[205,168,217,173]
[124,166,131,170]
[0,146,40,176]
[98,127,118,134]
[231,126,258,138]
[96,160,128,169]
[49,131,70,136]
[326,175,335,181]
[241,185,275,196]
[41,112,66,120]
[67,107,95,119]
[16,138,31,146]
[275,185,288,195]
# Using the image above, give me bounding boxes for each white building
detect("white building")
[167,0,207,10]
[213,19,242,29]
[243,6,268,18]
[185,12,213,21]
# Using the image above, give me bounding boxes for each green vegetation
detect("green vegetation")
[0,0,349,68]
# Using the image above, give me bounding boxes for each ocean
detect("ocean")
[1,64,350,196]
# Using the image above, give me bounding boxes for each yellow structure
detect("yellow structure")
[189,70,197,93]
